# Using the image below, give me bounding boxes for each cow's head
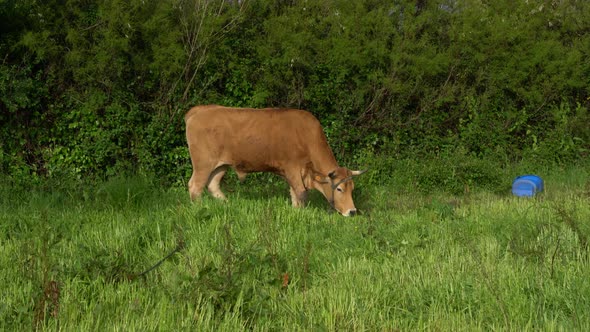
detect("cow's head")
[304,165,366,217]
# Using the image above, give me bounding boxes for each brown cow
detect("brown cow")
[185,105,365,216]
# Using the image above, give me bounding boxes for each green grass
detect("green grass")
[1,165,589,331]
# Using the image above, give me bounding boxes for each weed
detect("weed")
[553,201,588,252]
[17,211,63,330]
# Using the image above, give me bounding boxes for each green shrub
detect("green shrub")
[1,0,588,184]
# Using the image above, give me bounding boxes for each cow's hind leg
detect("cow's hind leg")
[188,168,211,201]
[207,165,228,200]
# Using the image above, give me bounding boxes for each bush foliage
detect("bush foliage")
[1,0,589,184]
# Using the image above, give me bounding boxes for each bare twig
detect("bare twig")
[170,0,249,105]
[80,21,105,31]
[550,235,561,279]
[134,240,186,279]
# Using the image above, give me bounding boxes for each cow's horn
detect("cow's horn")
[350,169,367,176]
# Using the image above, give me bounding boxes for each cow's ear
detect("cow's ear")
[303,163,329,185]
[301,164,313,189]
[302,163,327,188]
[314,173,329,184]
[328,170,337,179]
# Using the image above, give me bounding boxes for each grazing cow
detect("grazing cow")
[185,105,366,216]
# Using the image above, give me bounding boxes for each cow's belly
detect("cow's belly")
[231,158,287,177]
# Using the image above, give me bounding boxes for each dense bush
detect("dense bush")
[1,0,589,186]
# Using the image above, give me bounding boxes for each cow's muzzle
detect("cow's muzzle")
[344,209,357,217]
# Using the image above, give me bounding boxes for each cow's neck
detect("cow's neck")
[309,143,339,176]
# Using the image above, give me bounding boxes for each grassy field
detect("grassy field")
[1,165,589,331]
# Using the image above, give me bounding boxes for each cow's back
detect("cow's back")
[185,105,328,174]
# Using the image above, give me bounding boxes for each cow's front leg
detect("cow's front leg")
[289,187,308,208]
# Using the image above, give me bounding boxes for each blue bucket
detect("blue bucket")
[512,175,544,197]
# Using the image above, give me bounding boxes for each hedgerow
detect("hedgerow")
[1,0,588,185]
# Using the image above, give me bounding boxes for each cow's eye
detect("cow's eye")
[336,187,344,193]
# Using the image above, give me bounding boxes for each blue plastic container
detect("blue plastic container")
[512,175,544,197]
